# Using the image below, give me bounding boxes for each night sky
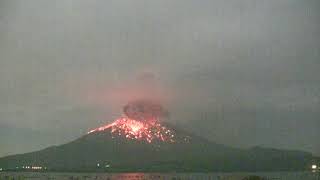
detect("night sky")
[0,0,319,157]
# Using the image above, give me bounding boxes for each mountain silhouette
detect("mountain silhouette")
[0,123,317,172]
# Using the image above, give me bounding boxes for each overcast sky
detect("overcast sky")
[0,0,319,157]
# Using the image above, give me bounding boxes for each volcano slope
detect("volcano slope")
[0,123,317,172]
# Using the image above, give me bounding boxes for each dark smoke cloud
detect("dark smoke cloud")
[123,99,169,121]
[122,71,169,121]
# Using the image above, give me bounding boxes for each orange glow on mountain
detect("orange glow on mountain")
[88,117,175,143]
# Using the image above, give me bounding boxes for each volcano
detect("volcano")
[0,121,318,172]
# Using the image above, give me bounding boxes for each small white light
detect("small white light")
[0,168,2,171]
[97,163,100,167]
[312,165,317,170]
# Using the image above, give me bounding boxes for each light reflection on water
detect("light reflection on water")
[0,172,319,180]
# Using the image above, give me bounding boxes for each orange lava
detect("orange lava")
[88,117,175,143]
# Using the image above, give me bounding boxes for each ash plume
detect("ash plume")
[123,99,169,121]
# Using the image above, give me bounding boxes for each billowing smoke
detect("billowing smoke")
[123,100,169,121]
[122,72,169,122]
[88,72,174,143]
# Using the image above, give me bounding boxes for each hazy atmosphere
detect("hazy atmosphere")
[0,0,319,158]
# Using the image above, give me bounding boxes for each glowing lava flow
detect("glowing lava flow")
[88,117,175,143]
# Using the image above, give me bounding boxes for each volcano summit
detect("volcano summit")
[88,117,176,143]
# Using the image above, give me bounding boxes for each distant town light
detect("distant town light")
[0,168,2,171]
[97,163,100,167]
[312,165,317,170]
[105,164,110,168]
[24,166,42,170]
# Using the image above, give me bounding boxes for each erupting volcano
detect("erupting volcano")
[87,72,178,143]
[88,98,176,143]
[88,117,175,143]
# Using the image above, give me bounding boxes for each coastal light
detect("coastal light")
[312,164,317,170]
[30,166,42,170]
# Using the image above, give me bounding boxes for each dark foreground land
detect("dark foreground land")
[0,172,320,180]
